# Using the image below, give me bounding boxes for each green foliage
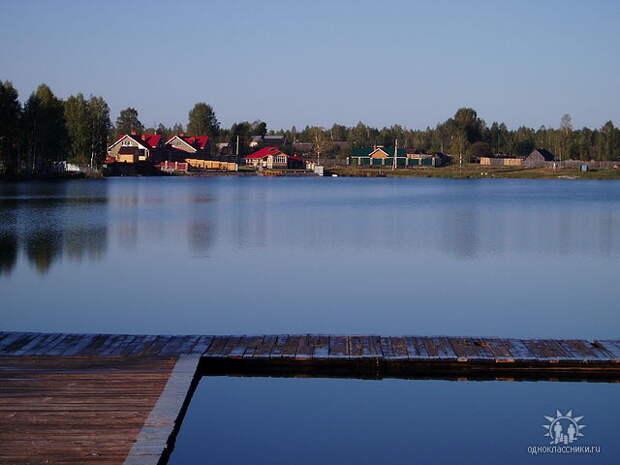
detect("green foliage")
[0,81,21,174]
[187,103,219,137]
[64,94,111,166]
[228,121,252,155]
[22,84,68,171]
[115,107,143,136]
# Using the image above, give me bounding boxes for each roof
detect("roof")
[245,147,302,161]
[165,135,209,151]
[245,147,283,159]
[185,136,209,150]
[530,148,555,161]
[351,147,407,157]
[140,134,161,149]
[112,134,161,150]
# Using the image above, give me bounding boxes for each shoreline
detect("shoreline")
[3,165,620,182]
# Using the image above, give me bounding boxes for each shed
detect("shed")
[524,148,555,168]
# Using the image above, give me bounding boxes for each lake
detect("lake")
[1,176,619,463]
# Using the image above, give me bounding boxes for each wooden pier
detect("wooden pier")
[1,331,620,464]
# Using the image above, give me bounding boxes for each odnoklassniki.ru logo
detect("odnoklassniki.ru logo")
[527,410,601,456]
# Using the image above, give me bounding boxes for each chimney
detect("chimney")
[130,130,137,136]
[179,132,185,137]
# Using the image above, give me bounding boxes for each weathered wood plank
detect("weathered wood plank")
[252,335,277,359]
[202,336,229,357]
[329,336,349,358]
[308,335,329,359]
[390,337,409,359]
[523,339,571,361]
[191,336,214,355]
[350,336,373,358]
[422,337,457,359]
[295,335,313,360]
[448,337,495,361]
[241,336,264,359]
[596,340,620,361]
[228,336,250,359]
[404,337,430,359]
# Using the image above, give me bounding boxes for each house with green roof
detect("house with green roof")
[348,146,448,167]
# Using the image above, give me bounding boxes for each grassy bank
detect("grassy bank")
[330,165,620,180]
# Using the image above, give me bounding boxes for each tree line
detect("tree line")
[283,109,620,162]
[1,81,619,177]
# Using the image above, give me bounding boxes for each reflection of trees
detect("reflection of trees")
[188,221,212,254]
[0,229,18,275]
[25,230,63,274]
[440,207,480,260]
[64,226,107,262]
[23,224,108,274]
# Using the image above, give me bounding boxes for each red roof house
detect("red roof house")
[107,133,164,163]
[244,147,303,169]
[165,135,210,156]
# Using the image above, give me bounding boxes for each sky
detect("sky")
[1,0,619,131]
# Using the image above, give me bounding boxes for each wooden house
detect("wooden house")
[348,147,447,167]
[107,133,163,163]
[165,135,210,159]
[524,148,555,168]
[245,147,304,169]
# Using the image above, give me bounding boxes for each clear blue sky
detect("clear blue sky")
[1,0,619,131]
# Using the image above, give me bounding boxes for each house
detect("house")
[480,154,524,166]
[165,134,210,158]
[107,133,163,163]
[349,147,407,166]
[245,147,304,169]
[524,148,555,168]
[292,142,313,154]
[348,147,447,167]
[263,135,286,146]
[249,136,263,148]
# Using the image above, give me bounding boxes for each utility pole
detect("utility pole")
[393,139,398,170]
[236,135,239,157]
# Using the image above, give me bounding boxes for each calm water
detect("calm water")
[1,176,619,337]
[1,177,619,464]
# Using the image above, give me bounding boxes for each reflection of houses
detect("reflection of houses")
[165,134,210,158]
[245,147,304,169]
[348,147,448,167]
[524,148,555,168]
[106,133,163,163]
[479,154,524,166]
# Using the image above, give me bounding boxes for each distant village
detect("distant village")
[1,81,619,179]
[103,130,585,177]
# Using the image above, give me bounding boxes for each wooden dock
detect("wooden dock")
[1,331,620,464]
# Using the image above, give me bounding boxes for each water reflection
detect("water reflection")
[0,181,109,274]
[168,376,620,465]
[0,225,17,275]
[2,178,620,338]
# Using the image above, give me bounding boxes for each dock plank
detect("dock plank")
[448,338,495,361]
[422,337,457,359]
[253,335,277,359]
[350,336,373,358]
[295,335,313,360]
[523,339,571,361]
[203,336,229,357]
[404,337,429,359]
[329,336,349,359]
[390,337,409,359]
[309,335,330,359]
